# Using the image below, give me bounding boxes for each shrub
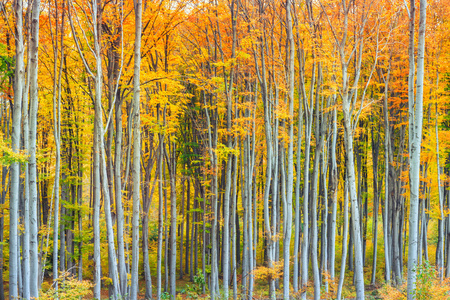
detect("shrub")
[40,272,93,300]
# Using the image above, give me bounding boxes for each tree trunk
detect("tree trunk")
[342,101,365,298]
[283,1,295,298]
[10,0,25,297]
[329,107,338,282]
[130,0,142,297]
[301,59,315,300]
[169,142,177,299]
[435,102,444,279]
[157,122,165,299]
[371,120,381,285]
[337,173,349,300]
[310,65,324,300]
[407,0,426,297]
[382,61,392,283]
[28,0,41,295]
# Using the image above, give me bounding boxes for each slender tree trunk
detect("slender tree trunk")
[116,90,127,298]
[321,139,329,293]
[130,0,142,298]
[0,163,7,300]
[329,107,338,282]
[157,122,165,300]
[435,102,444,279]
[301,60,315,300]
[382,62,392,283]
[92,1,121,295]
[407,0,426,297]
[92,107,101,299]
[143,168,155,300]
[293,60,304,295]
[337,173,349,300]
[169,142,177,299]
[10,0,25,297]
[283,1,295,298]
[180,176,185,280]
[342,110,365,298]
[310,65,324,300]
[222,0,237,295]
[22,34,31,300]
[114,13,127,300]
[28,0,41,295]
[51,1,63,291]
[371,122,381,285]
[185,177,190,277]
[232,136,239,299]
[253,26,277,298]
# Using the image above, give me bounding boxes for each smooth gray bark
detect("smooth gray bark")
[253,23,277,299]
[321,132,329,293]
[329,107,338,281]
[22,33,31,300]
[382,63,392,283]
[371,122,380,285]
[342,98,365,298]
[222,1,237,296]
[130,0,142,298]
[436,103,444,279]
[293,59,304,295]
[157,123,165,300]
[169,143,177,299]
[337,175,349,300]
[301,58,315,300]
[96,28,121,300]
[310,66,324,300]
[92,111,101,299]
[114,7,127,297]
[335,5,367,297]
[283,1,295,298]
[231,143,239,299]
[115,90,127,298]
[407,0,426,297]
[10,1,25,297]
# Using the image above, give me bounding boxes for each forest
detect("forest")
[0,0,450,299]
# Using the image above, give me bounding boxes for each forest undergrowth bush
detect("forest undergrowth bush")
[179,269,206,298]
[379,261,450,300]
[40,271,93,299]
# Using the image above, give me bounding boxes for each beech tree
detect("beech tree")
[130,0,142,298]
[1,0,449,299]
[407,0,427,297]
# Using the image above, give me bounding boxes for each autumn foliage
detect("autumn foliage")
[1,0,450,299]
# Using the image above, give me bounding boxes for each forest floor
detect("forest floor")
[78,277,384,299]
[2,275,414,299]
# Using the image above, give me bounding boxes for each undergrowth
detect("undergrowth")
[379,261,450,300]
